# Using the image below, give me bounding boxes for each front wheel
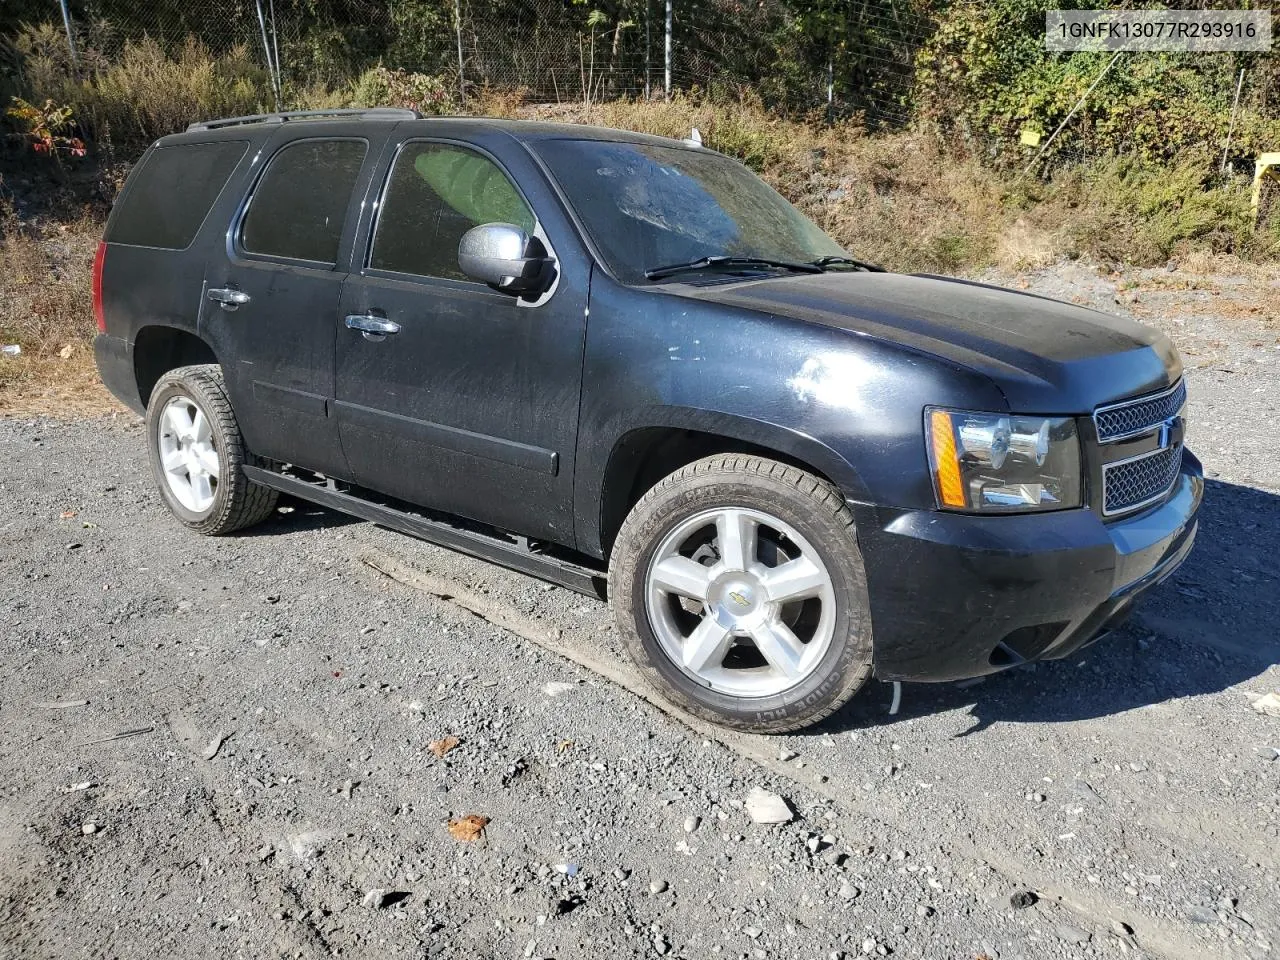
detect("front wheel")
[609,454,874,733]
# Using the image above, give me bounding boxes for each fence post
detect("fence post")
[58,0,79,67]
[1221,68,1246,174]
[645,0,651,99]
[664,0,672,98]
[254,0,281,109]
[455,0,466,105]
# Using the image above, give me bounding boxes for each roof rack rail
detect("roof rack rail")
[186,107,422,132]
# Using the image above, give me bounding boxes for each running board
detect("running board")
[243,466,606,597]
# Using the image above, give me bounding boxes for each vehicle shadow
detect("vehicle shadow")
[820,478,1280,735]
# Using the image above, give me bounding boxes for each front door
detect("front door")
[334,139,587,545]
[200,134,373,479]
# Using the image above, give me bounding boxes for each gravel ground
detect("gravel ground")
[1,262,1278,960]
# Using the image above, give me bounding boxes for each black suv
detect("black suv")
[94,108,1202,732]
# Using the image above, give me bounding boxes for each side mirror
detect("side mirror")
[458,223,554,294]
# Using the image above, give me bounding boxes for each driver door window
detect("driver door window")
[370,142,535,280]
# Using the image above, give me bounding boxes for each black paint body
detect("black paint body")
[94,116,1202,683]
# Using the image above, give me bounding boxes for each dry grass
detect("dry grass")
[0,198,123,416]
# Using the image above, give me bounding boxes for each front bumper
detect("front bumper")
[855,450,1203,682]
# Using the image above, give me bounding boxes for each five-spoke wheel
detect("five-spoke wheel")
[157,396,222,513]
[646,506,836,697]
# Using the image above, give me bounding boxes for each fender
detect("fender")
[578,403,871,559]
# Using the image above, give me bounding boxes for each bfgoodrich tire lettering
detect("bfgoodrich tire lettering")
[609,454,873,733]
[145,364,278,536]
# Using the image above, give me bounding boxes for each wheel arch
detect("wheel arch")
[592,409,867,562]
[133,325,220,409]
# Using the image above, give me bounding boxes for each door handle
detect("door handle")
[345,314,401,340]
[207,287,251,311]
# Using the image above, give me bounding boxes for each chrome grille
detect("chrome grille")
[1102,444,1183,516]
[1094,380,1186,443]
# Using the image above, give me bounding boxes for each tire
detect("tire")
[144,364,278,536]
[609,454,873,733]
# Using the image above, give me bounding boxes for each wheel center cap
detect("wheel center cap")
[708,575,763,628]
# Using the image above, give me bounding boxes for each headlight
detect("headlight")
[926,408,1082,512]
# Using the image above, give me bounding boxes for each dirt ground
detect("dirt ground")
[1,261,1277,960]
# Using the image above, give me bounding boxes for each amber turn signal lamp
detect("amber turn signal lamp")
[929,409,967,508]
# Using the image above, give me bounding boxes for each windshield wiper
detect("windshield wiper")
[645,255,824,281]
[811,255,884,272]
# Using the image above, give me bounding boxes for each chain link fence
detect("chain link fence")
[7,0,1276,177]
[36,0,930,121]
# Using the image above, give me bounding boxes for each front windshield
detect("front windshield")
[533,138,845,283]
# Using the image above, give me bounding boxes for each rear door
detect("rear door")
[199,128,385,479]
[333,135,589,544]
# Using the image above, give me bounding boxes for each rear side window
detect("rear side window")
[370,142,535,280]
[106,141,247,250]
[241,139,367,265]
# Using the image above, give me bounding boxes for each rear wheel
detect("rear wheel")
[609,454,873,733]
[145,364,278,535]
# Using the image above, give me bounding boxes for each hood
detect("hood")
[666,271,1182,413]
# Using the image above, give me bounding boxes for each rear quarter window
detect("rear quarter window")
[240,139,368,265]
[106,140,248,250]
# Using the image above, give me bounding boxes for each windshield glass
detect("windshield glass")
[533,139,845,283]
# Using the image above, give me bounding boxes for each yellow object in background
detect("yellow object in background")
[1019,128,1042,148]
[1251,152,1280,221]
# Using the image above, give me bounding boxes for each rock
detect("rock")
[806,835,825,854]
[684,815,700,833]
[541,681,577,697]
[916,905,934,918]
[1187,905,1218,924]
[779,748,798,761]
[743,926,762,939]
[822,848,847,867]
[861,937,877,955]
[1010,890,1038,909]
[1111,919,1135,937]
[838,881,860,900]
[745,787,793,824]
[649,879,668,895]
[653,934,670,955]
[362,888,390,909]
[81,823,97,835]
[1250,692,1280,718]
[1054,923,1092,945]
[613,868,630,880]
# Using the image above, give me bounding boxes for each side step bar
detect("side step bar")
[243,466,606,597]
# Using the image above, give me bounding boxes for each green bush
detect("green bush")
[347,66,455,114]
[13,27,268,150]
[1054,153,1262,263]
[915,0,1280,164]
